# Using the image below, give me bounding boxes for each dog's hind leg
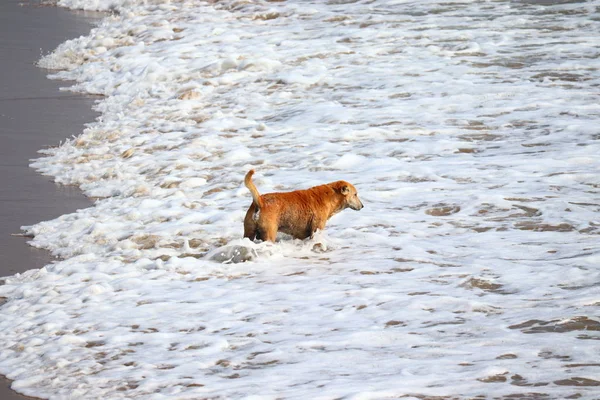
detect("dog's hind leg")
[243,207,257,240]
[244,226,256,241]
[261,224,278,242]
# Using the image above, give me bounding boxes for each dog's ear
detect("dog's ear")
[340,185,350,195]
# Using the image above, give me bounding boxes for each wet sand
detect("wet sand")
[0,0,100,398]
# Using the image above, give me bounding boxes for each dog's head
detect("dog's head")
[333,181,364,211]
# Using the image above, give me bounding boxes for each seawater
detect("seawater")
[1,0,599,398]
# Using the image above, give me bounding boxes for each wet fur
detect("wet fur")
[243,170,363,242]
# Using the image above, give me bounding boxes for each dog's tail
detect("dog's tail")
[244,169,264,209]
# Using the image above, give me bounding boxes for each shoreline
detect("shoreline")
[0,1,101,398]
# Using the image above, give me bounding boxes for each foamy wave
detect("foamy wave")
[2,0,600,398]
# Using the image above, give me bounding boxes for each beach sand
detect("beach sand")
[0,1,99,398]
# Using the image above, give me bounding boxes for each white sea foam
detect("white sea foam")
[2,0,600,398]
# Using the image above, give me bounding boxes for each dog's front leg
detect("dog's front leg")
[309,217,327,239]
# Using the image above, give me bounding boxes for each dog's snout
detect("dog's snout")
[350,198,364,211]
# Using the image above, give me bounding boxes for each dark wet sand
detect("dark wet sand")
[0,1,100,398]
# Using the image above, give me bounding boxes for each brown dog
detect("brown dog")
[243,169,363,242]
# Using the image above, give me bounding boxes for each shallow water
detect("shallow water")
[1,0,599,398]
